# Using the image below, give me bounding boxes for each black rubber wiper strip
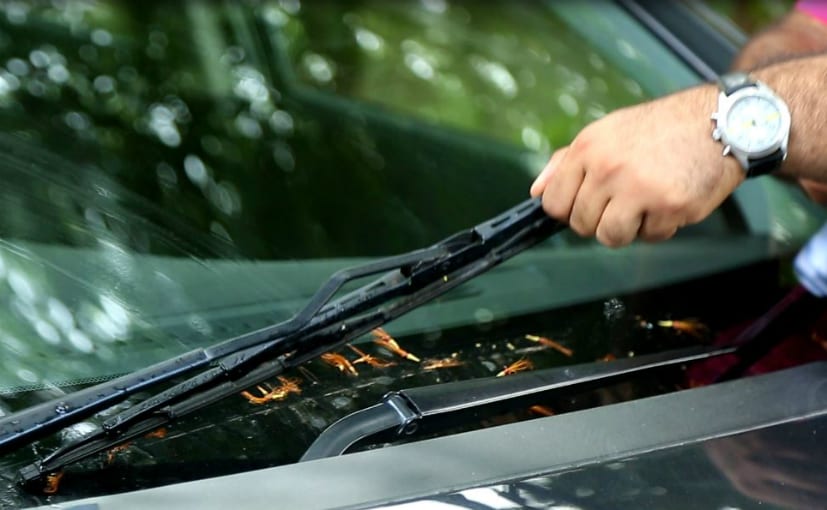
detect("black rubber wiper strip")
[23,247,508,480]
[0,243,447,455]
[9,198,563,487]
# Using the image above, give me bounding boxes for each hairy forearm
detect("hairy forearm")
[747,54,827,181]
[530,9,827,246]
[733,12,827,70]
[730,11,827,201]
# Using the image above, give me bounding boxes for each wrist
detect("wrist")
[695,85,745,188]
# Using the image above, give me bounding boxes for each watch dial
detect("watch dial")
[724,95,783,153]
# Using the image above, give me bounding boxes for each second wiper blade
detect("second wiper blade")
[300,344,736,461]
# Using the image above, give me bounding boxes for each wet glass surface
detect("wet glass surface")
[703,0,795,34]
[0,1,670,264]
[0,0,690,420]
[280,1,651,148]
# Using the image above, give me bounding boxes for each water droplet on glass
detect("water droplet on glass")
[65,111,90,131]
[5,3,27,24]
[269,110,294,135]
[302,53,335,83]
[93,75,115,94]
[474,308,494,324]
[272,141,295,172]
[6,57,28,76]
[355,28,383,52]
[54,402,70,414]
[16,368,37,383]
[309,416,327,429]
[603,297,625,321]
[68,329,94,353]
[331,396,352,409]
[280,0,300,15]
[60,421,97,443]
[29,49,50,68]
[422,0,447,13]
[575,487,595,498]
[557,92,580,117]
[373,376,393,386]
[183,154,209,188]
[481,360,497,372]
[91,29,113,47]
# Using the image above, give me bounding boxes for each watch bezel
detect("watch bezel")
[713,83,791,160]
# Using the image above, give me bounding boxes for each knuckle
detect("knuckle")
[618,167,647,193]
[658,191,689,215]
[571,225,591,239]
[684,208,706,225]
[570,129,593,154]
[542,195,569,222]
[589,157,620,184]
[597,233,623,248]
[568,215,588,236]
[569,207,596,237]
[595,224,628,248]
[569,134,584,153]
[641,227,677,243]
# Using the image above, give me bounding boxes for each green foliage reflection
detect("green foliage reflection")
[0,0,659,260]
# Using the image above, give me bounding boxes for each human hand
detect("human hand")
[530,85,745,247]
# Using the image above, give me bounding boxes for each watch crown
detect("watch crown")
[712,128,721,141]
[722,145,731,157]
[710,112,719,121]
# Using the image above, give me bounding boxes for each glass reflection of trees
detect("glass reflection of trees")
[282,0,647,151]
[0,0,658,395]
[0,0,654,260]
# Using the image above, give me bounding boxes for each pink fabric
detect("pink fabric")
[797,0,827,24]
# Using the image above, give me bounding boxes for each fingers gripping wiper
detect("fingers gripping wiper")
[0,198,563,487]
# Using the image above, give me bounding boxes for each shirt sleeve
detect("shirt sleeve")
[795,223,827,297]
[797,0,827,24]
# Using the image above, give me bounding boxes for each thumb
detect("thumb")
[530,146,569,197]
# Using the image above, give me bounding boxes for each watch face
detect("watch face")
[724,95,784,153]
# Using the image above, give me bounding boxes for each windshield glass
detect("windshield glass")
[0,0,687,401]
[0,0,822,505]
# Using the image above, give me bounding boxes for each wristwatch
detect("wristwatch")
[710,72,791,178]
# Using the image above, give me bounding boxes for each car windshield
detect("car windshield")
[0,0,823,505]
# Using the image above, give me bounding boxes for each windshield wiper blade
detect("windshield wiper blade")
[1,245,444,453]
[4,197,563,488]
[299,344,736,461]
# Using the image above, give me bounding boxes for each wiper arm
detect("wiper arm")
[300,344,735,461]
[298,280,827,462]
[0,197,563,488]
